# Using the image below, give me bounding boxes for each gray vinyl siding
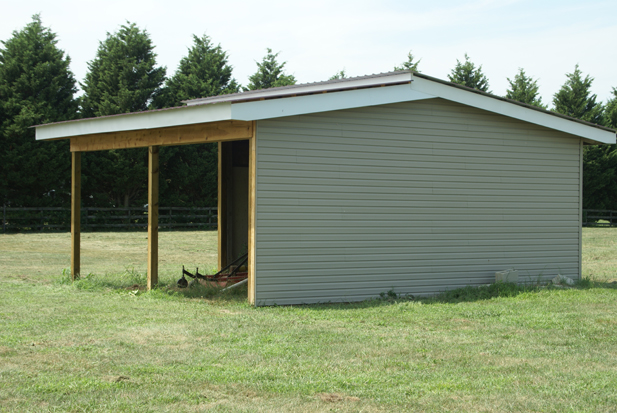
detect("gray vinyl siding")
[254,98,582,306]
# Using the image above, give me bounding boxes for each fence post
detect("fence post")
[2,204,5,233]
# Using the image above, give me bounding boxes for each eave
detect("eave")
[34,71,616,146]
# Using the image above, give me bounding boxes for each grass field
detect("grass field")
[1,229,616,412]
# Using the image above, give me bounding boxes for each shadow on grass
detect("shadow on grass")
[54,269,617,309]
[55,268,248,304]
[302,278,617,311]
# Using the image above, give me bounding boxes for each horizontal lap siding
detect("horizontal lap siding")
[254,99,581,305]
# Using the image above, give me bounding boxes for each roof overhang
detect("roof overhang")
[35,71,616,145]
[35,102,233,141]
[410,73,615,145]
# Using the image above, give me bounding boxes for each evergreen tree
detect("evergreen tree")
[554,67,612,211]
[0,15,78,207]
[79,22,166,208]
[604,88,617,129]
[588,88,617,211]
[552,65,603,124]
[448,53,490,92]
[245,48,296,90]
[81,148,149,208]
[154,34,239,108]
[80,22,166,117]
[153,34,239,208]
[394,51,421,72]
[158,144,219,208]
[505,68,546,108]
[329,70,347,80]
[583,145,617,211]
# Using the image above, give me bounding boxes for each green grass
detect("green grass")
[583,227,617,283]
[1,229,616,412]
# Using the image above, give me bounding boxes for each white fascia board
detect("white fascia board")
[185,72,413,106]
[36,102,232,140]
[411,76,616,144]
[230,83,436,121]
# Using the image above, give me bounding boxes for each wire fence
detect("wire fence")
[2,206,616,233]
[1,205,217,233]
[582,209,617,227]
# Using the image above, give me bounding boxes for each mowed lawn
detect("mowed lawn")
[0,229,616,412]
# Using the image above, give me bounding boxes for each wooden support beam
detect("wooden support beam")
[248,122,256,305]
[217,142,228,270]
[70,120,253,152]
[71,152,81,281]
[147,146,159,290]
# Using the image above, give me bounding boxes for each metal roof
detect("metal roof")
[184,70,615,135]
[182,71,412,106]
[34,70,616,144]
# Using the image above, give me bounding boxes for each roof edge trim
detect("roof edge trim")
[231,84,435,121]
[411,75,615,144]
[36,103,232,140]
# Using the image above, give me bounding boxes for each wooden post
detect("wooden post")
[217,142,228,270]
[248,123,256,305]
[147,146,159,290]
[71,152,81,280]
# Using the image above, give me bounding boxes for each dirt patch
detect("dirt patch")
[317,393,360,403]
[9,274,42,283]
[318,393,344,402]
[112,375,130,383]
[0,346,14,355]
[219,309,241,315]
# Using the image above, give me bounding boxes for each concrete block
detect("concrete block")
[495,269,519,283]
[552,274,575,286]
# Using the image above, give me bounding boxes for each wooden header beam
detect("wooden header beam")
[70,120,253,152]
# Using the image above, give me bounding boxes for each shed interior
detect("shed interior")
[63,120,256,303]
[218,140,249,269]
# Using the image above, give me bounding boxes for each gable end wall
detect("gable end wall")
[254,98,582,305]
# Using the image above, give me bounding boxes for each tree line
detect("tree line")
[1,16,616,211]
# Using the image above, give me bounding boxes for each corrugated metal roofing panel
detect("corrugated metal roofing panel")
[183,71,413,106]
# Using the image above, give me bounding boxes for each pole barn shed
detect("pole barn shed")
[35,71,616,306]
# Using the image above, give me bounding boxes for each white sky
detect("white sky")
[1,0,616,106]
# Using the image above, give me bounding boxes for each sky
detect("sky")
[1,0,616,106]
